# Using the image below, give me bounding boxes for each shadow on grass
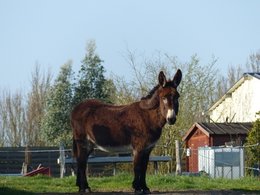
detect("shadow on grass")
[231,189,260,195]
[0,187,35,195]
[37,190,260,195]
[1,189,259,195]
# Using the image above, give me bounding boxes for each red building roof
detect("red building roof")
[183,122,252,141]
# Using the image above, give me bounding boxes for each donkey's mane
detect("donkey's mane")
[141,85,160,100]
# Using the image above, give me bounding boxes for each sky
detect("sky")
[1,0,260,92]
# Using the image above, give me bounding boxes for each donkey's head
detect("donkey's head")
[158,69,182,125]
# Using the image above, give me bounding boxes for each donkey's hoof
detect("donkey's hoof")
[79,187,91,193]
[142,189,151,194]
[135,189,143,195]
[85,188,92,193]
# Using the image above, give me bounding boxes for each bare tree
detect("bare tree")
[0,65,52,146]
[215,51,260,100]
[24,65,52,146]
[246,51,260,72]
[0,90,26,146]
[227,65,243,88]
[215,75,228,100]
[114,51,218,173]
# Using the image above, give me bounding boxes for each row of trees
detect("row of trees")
[0,41,259,172]
[0,41,115,147]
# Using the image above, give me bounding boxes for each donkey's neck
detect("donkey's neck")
[139,89,159,110]
[138,86,167,129]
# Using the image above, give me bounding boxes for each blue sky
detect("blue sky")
[1,0,260,91]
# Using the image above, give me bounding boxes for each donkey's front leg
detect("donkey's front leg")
[139,149,152,194]
[132,150,152,194]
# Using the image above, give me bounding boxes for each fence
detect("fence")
[198,147,244,179]
[0,147,64,177]
[0,146,177,177]
[1,144,258,178]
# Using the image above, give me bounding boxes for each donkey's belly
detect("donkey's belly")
[88,124,132,153]
[95,144,133,153]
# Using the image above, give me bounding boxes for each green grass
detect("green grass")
[0,173,259,194]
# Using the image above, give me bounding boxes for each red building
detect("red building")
[182,122,252,172]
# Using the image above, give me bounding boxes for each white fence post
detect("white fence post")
[175,140,181,175]
[59,143,65,178]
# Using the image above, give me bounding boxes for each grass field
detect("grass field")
[0,173,259,194]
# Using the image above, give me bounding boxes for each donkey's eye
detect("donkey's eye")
[162,97,168,104]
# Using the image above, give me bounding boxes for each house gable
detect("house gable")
[182,123,209,141]
[209,73,260,123]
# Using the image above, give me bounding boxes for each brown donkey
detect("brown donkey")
[71,69,182,194]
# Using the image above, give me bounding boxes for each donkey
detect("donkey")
[71,69,182,194]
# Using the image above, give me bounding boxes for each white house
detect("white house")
[208,73,260,123]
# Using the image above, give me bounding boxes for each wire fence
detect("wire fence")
[0,142,259,178]
[184,143,259,178]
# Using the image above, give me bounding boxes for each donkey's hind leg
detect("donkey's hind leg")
[76,140,93,193]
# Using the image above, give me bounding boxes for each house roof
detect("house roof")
[246,72,260,79]
[208,72,260,112]
[182,122,252,141]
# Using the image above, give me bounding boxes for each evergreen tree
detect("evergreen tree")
[42,62,73,146]
[246,112,260,176]
[73,40,111,105]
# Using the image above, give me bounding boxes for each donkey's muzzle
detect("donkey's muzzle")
[167,117,176,125]
[166,109,176,125]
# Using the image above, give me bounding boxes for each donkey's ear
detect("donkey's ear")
[158,71,167,87]
[172,69,182,87]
